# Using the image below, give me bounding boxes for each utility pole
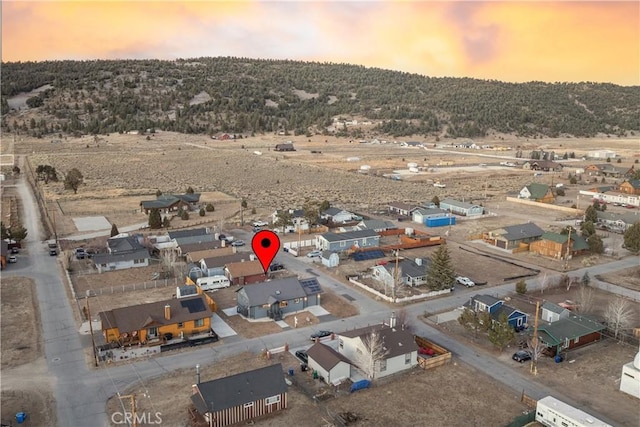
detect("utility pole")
[564,226,572,271]
[86,294,98,367]
[118,394,138,427]
[530,301,540,376]
[393,250,399,303]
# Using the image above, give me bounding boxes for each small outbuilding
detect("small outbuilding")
[306,342,352,385]
[321,251,339,268]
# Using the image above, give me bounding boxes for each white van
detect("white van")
[196,275,231,291]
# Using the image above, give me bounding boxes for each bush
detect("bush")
[515,279,527,294]
[181,210,189,220]
[199,208,205,217]
[205,203,215,212]
[556,188,565,196]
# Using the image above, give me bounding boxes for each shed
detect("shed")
[306,343,352,385]
[321,251,339,268]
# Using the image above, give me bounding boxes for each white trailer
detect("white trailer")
[535,396,612,427]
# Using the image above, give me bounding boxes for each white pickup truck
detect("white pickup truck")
[433,182,446,188]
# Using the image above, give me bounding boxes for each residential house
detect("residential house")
[271,209,309,232]
[388,202,418,217]
[93,236,150,273]
[315,229,380,252]
[411,207,449,225]
[482,222,545,250]
[371,258,430,288]
[619,180,640,195]
[320,251,339,268]
[523,160,564,172]
[534,314,606,356]
[587,150,616,159]
[140,193,201,214]
[274,143,295,152]
[518,183,555,203]
[356,219,397,232]
[178,240,224,257]
[200,253,253,277]
[98,295,212,345]
[529,232,589,259]
[169,228,216,246]
[466,295,528,330]
[236,277,323,320]
[596,211,640,233]
[191,363,288,427]
[186,247,234,264]
[401,141,423,148]
[307,342,352,385]
[320,207,355,224]
[338,321,418,379]
[225,260,267,285]
[439,199,484,217]
[541,302,570,323]
[584,164,627,178]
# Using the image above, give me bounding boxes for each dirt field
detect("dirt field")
[106,349,530,427]
[598,266,640,292]
[0,277,57,427]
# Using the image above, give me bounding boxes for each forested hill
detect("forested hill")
[2,57,639,139]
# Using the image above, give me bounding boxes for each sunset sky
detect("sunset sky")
[2,1,639,85]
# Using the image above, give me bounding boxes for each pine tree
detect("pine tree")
[426,244,456,290]
[148,208,162,229]
[488,313,515,351]
[110,223,119,237]
[623,222,640,254]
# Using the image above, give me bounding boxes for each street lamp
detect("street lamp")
[196,364,200,384]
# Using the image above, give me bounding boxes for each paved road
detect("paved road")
[8,176,638,426]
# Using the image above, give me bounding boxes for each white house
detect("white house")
[620,351,640,399]
[93,235,150,273]
[306,342,352,386]
[371,258,430,288]
[411,207,449,224]
[271,209,309,231]
[338,320,418,379]
[315,229,380,252]
[587,149,616,159]
[541,302,570,323]
[321,207,355,224]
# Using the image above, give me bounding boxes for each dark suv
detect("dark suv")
[269,263,285,272]
[512,350,532,363]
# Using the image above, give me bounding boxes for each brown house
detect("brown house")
[518,183,556,203]
[535,314,605,356]
[225,260,267,285]
[619,179,640,195]
[191,363,288,427]
[529,232,589,259]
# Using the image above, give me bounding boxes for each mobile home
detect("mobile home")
[535,396,612,427]
[196,275,231,291]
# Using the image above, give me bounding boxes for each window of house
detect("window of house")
[340,241,346,247]
[265,395,281,405]
[279,301,288,308]
[243,402,254,409]
[379,359,387,372]
[294,298,300,304]
[405,353,411,365]
[339,339,344,349]
[194,318,204,327]
[574,336,579,344]
[177,322,184,328]
[147,327,158,338]
[134,258,143,264]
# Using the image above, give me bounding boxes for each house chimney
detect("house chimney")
[249,254,255,261]
[415,258,422,266]
[164,304,171,320]
[389,311,397,328]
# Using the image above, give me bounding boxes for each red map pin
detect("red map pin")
[251,230,281,274]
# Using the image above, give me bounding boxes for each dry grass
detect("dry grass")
[598,266,640,292]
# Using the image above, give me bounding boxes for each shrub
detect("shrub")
[181,210,189,220]
[515,279,527,294]
[199,208,205,217]
[205,203,215,212]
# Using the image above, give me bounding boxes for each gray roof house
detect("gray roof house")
[236,277,323,320]
[483,222,545,250]
[108,235,145,253]
[168,228,211,240]
[356,219,397,232]
[388,202,418,217]
[191,363,288,427]
[596,211,640,233]
[93,249,150,273]
[316,229,380,252]
[306,343,352,385]
[439,199,483,217]
[140,193,200,214]
[372,258,430,288]
[320,207,355,223]
[338,322,418,379]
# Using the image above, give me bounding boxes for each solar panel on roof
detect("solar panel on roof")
[300,278,322,293]
[352,250,385,261]
[180,297,206,313]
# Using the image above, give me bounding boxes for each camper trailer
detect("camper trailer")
[535,396,611,427]
[196,275,231,291]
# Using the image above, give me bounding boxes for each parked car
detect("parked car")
[10,247,19,254]
[456,276,475,287]
[295,350,308,364]
[512,350,532,363]
[307,250,322,258]
[252,226,263,233]
[269,263,285,272]
[230,240,245,247]
[8,255,17,263]
[49,248,58,256]
[75,248,86,259]
[252,220,268,227]
[310,330,332,341]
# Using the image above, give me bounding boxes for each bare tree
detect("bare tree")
[355,329,389,379]
[160,248,179,276]
[575,285,595,314]
[527,337,546,374]
[395,308,412,332]
[604,297,635,340]
[539,272,549,294]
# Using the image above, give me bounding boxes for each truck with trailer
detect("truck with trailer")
[535,396,612,427]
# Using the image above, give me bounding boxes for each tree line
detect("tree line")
[1,57,639,140]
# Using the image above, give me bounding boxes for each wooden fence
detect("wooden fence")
[520,391,538,409]
[80,278,178,298]
[415,336,452,369]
